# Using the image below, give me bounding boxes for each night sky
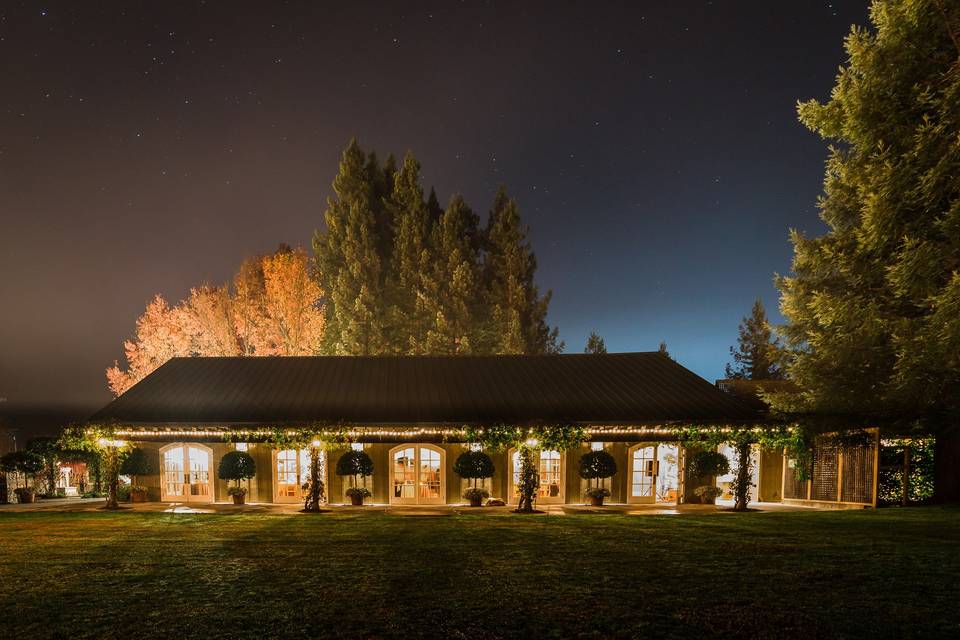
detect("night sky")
[1,1,869,435]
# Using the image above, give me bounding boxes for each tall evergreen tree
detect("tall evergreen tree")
[771,0,960,500]
[584,331,607,354]
[426,194,481,354]
[313,139,389,355]
[386,151,433,354]
[482,187,562,354]
[725,299,784,380]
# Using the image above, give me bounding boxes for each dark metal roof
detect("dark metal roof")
[90,353,759,426]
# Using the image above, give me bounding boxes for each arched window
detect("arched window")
[159,443,213,503]
[627,444,658,504]
[389,444,445,505]
[509,449,565,504]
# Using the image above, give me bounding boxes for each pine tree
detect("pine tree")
[385,152,433,353]
[725,299,784,380]
[425,194,481,354]
[482,187,562,354]
[584,331,607,354]
[313,140,389,355]
[772,0,960,500]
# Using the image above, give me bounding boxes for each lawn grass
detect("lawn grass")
[1,507,958,639]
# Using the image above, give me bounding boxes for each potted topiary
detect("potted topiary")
[578,449,618,506]
[462,486,490,507]
[453,449,495,506]
[217,450,257,505]
[345,486,371,506]
[120,447,153,502]
[585,486,611,506]
[336,449,374,505]
[1,451,45,504]
[686,450,730,505]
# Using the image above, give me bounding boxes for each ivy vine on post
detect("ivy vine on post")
[464,423,585,513]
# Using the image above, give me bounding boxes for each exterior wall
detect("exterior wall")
[128,438,788,506]
[133,441,273,503]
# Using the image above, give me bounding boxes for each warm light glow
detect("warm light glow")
[311,439,321,448]
[97,438,126,448]
[107,423,785,441]
[525,438,539,447]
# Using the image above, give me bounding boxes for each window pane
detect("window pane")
[419,447,441,499]
[163,448,184,496]
[393,448,416,498]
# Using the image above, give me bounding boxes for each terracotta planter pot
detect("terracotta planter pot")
[590,495,605,507]
[232,493,246,505]
[469,496,483,507]
[130,489,149,503]
[17,490,36,504]
[350,494,364,506]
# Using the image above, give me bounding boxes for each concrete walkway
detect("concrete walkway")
[0,498,810,516]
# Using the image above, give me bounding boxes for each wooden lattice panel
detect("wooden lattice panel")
[811,443,839,501]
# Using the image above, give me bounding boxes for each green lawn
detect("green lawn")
[1,508,958,639]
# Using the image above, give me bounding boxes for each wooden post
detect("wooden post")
[871,428,880,508]
[902,443,911,507]
[837,446,844,504]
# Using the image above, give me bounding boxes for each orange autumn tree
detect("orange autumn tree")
[106,246,325,395]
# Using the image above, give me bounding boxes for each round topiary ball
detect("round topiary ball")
[335,450,374,478]
[218,450,257,483]
[453,450,495,480]
[578,449,618,481]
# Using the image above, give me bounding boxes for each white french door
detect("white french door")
[160,443,213,503]
[628,444,658,504]
[390,444,445,504]
[510,449,565,504]
[273,449,313,503]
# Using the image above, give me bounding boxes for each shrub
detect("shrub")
[578,450,618,482]
[1,450,45,477]
[227,486,247,497]
[687,450,730,479]
[345,486,371,499]
[453,450,495,486]
[120,448,154,488]
[463,487,490,502]
[217,451,257,487]
[116,484,132,501]
[336,450,374,480]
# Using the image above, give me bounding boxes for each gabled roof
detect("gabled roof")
[90,353,759,426]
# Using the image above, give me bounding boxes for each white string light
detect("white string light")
[111,423,783,440]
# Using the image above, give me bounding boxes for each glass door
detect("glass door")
[391,445,445,504]
[628,444,658,504]
[510,450,565,504]
[160,444,213,503]
[417,447,443,504]
[162,447,185,500]
[274,449,311,503]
